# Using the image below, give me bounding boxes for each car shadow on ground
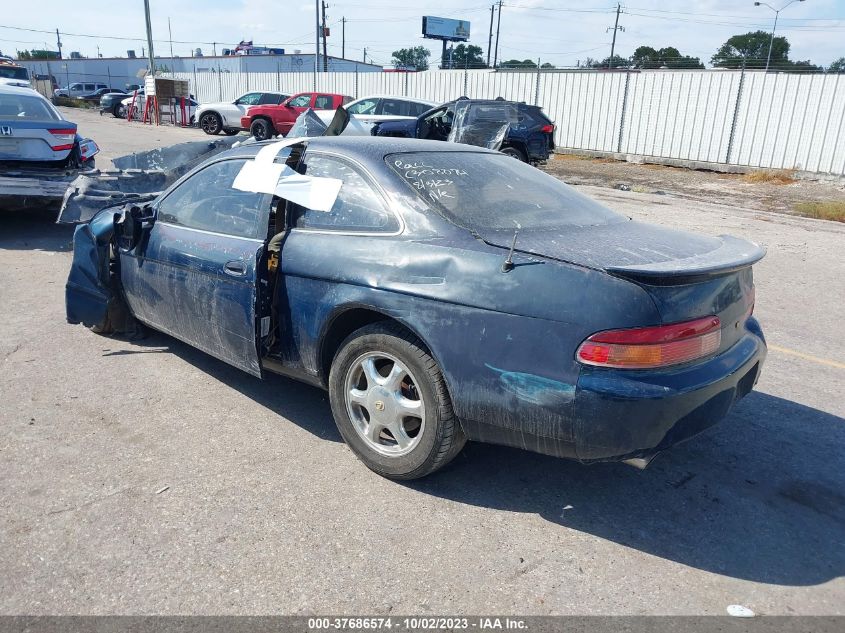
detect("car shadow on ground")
[119,329,844,587]
[0,209,74,253]
[129,330,343,444]
[411,391,845,587]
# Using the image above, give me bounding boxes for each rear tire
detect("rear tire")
[501,146,527,162]
[199,112,222,135]
[250,118,275,141]
[111,104,122,118]
[329,322,466,480]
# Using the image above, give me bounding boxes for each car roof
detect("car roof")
[218,136,497,166]
[352,94,437,105]
[0,84,41,96]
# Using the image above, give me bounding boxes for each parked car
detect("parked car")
[99,90,130,117]
[0,59,31,88]
[196,91,290,135]
[82,87,123,102]
[373,98,555,162]
[241,91,352,140]
[314,95,437,136]
[54,82,109,99]
[0,84,98,211]
[64,136,766,480]
[117,92,198,124]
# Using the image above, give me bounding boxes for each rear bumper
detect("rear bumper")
[572,320,767,461]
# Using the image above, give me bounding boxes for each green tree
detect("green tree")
[827,57,845,73]
[391,46,430,71]
[787,59,822,73]
[451,44,485,68]
[631,46,703,69]
[16,49,59,60]
[540,62,556,69]
[500,59,537,69]
[592,55,630,69]
[711,31,790,69]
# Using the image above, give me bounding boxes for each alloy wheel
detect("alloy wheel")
[344,351,426,457]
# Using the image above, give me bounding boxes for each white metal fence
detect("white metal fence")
[164,68,845,176]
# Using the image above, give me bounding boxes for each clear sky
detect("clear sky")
[1,0,843,68]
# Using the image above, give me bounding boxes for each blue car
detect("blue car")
[64,137,766,480]
[372,98,556,163]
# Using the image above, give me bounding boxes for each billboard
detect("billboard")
[422,16,470,41]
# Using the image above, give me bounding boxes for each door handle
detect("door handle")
[223,260,247,276]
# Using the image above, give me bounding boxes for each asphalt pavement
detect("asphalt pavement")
[0,110,843,615]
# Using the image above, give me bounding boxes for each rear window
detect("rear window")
[0,94,61,121]
[0,67,28,81]
[387,151,622,231]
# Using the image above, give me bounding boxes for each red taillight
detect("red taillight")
[577,316,721,369]
[540,124,554,134]
[48,128,76,151]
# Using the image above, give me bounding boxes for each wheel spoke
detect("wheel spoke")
[396,396,423,419]
[388,421,412,449]
[349,388,368,407]
[364,420,384,443]
[384,361,407,391]
[361,357,383,387]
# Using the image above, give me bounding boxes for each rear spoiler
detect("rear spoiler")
[606,235,765,285]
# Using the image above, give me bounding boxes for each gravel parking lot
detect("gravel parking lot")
[1,110,843,615]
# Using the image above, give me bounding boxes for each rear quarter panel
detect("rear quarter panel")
[277,231,660,453]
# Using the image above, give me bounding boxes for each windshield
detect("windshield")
[0,93,61,120]
[0,67,28,80]
[387,151,623,231]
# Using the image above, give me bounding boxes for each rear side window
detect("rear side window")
[157,159,267,239]
[380,99,408,116]
[292,154,398,233]
[0,94,60,121]
[84,84,95,91]
[408,101,431,117]
[258,93,281,105]
[315,94,334,109]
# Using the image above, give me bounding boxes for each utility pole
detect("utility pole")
[607,3,624,65]
[321,0,328,72]
[363,47,367,64]
[342,16,346,59]
[55,28,62,59]
[212,42,217,56]
[487,4,494,67]
[168,17,174,62]
[755,1,806,72]
[314,0,320,86]
[142,0,156,76]
[493,0,502,68]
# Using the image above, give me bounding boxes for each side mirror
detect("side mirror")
[115,204,154,251]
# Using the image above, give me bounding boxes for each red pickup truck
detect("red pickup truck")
[241,91,352,139]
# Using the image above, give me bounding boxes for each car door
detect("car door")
[225,92,261,126]
[342,97,380,136]
[119,158,270,376]
[314,94,336,110]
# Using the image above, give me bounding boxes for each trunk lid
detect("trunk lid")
[0,119,76,162]
[480,219,763,350]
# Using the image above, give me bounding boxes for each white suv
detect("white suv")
[54,82,109,98]
[195,91,289,135]
[316,95,437,136]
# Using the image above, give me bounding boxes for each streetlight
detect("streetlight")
[754,0,805,72]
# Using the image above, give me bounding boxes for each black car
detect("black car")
[372,98,556,163]
[99,90,129,117]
